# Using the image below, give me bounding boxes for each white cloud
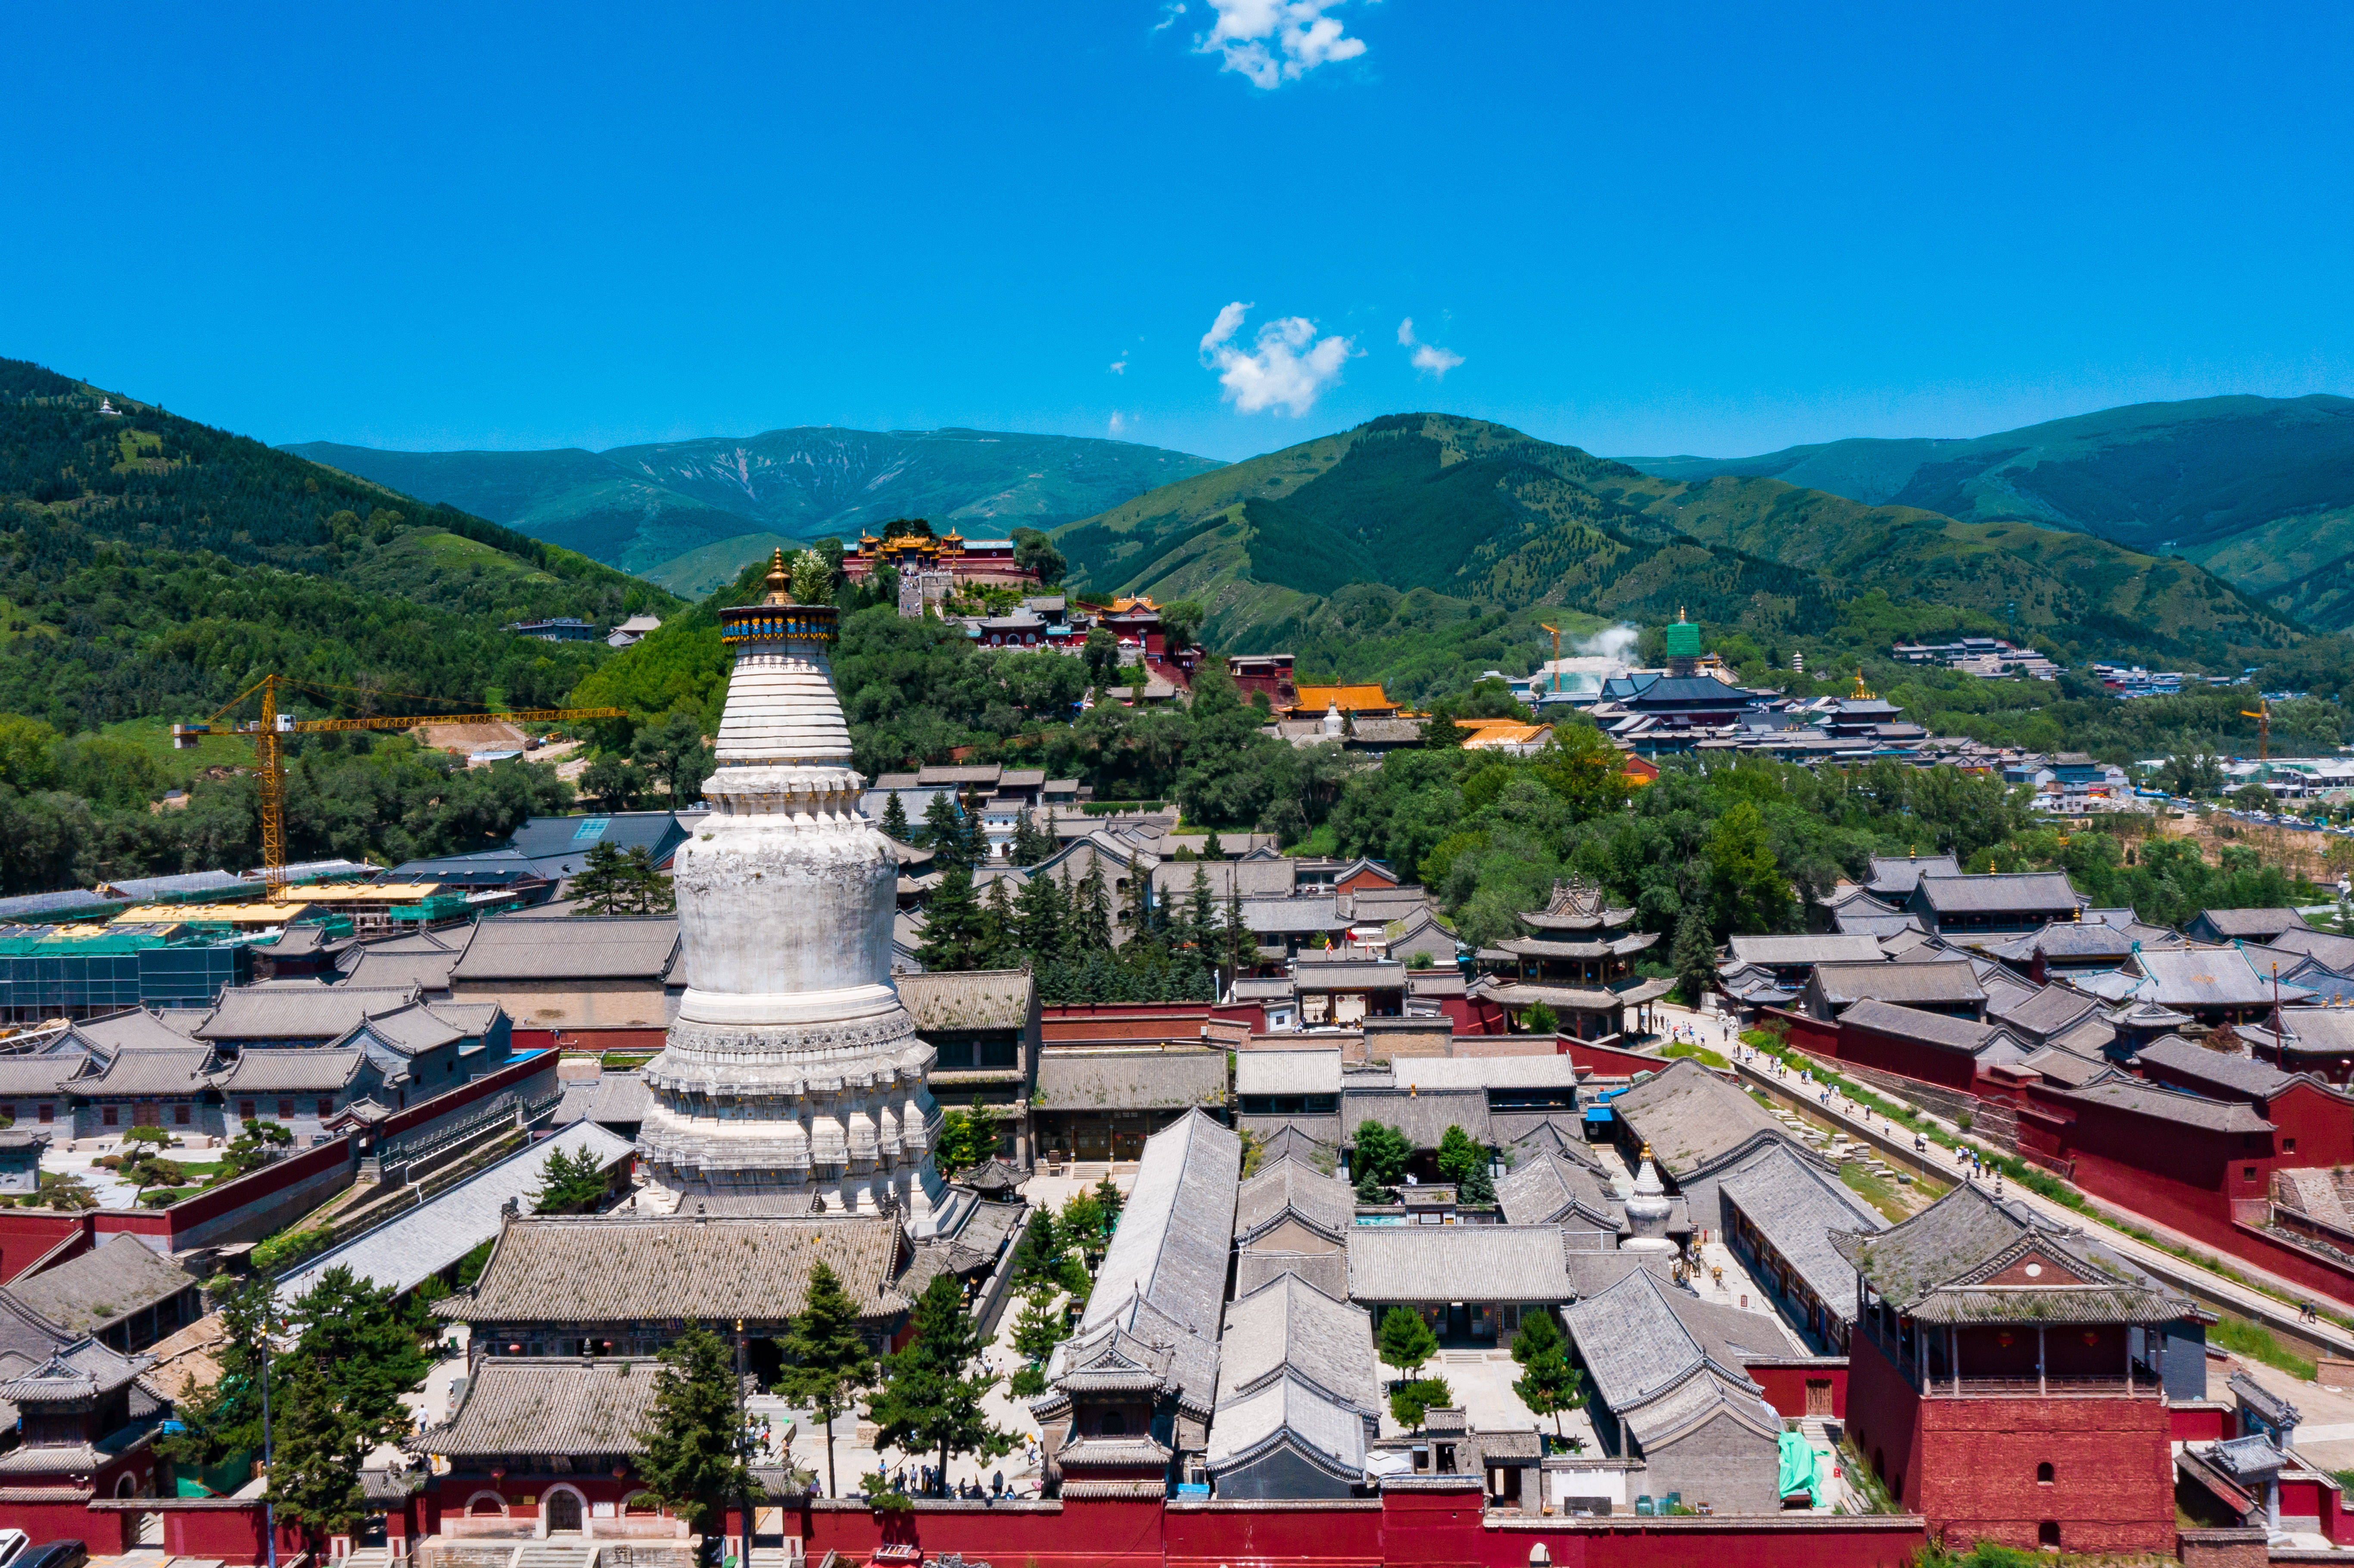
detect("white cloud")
[1195,0,1366,89]
[1199,300,1353,416]
[1397,316,1464,380]
[1151,1,1186,33]
[1109,411,1131,435]
[1109,356,1128,375]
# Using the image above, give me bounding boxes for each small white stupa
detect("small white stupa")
[635,551,961,1235]
[1621,1142,1678,1253]
[1323,699,1344,739]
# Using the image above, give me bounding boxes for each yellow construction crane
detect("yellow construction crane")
[1540,624,1562,694]
[175,674,626,888]
[2243,695,2271,762]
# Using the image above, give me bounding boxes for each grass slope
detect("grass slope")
[1623,395,2354,625]
[639,532,805,599]
[1056,412,2308,683]
[290,428,1225,579]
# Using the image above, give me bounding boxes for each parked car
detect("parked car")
[0,1531,28,1568]
[16,1542,85,1568]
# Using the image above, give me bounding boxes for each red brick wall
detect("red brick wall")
[1832,1020,1982,1093]
[1850,1297,2177,1553]
[0,1210,89,1284]
[1751,1360,1850,1421]
[1560,1037,1674,1076]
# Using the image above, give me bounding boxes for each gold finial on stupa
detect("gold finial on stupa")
[763,548,792,606]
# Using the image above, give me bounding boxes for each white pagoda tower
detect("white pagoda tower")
[636,553,958,1234]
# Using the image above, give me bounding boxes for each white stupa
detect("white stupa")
[635,552,959,1235]
[1621,1142,1677,1253]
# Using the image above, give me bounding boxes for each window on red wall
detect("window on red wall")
[2245,1166,2259,1180]
[2285,1139,2298,1154]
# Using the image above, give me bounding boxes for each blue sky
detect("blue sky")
[4,1,2350,464]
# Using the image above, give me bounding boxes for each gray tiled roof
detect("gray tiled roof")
[1036,1049,1226,1111]
[1236,1049,1342,1098]
[1345,1225,1572,1304]
[1839,998,1999,1055]
[1234,1156,1354,1244]
[196,986,419,1042]
[1215,1271,1378,1412]
[287,1125,637,1303]
[415,1356,664,1459]
[79,1045,215,1098]
[1606,1058,1791,1181]
[1810,961,1986,1009]
[434,1209,905,1325]
[213,1048,368,1093]
[586,1073,651,1126]
[1234,1248,1348,1300]
[453,916,680,981]
[338,947,467,992]
[6,1235,196,1338]
[1831,1182,2186,1324]
[2265,927,2354,974]
[2134,1036,2294,1099]
[1387,1056,1581,1092]
[1913,871,2084,915]
[1236,897,1351,935]
[2049,1071,2275,1132]
[0,1055,92,1097]
[1989,983,2103,1041]
[1725,933,1886,968]
[63,1009,198,1055]
[1716,1144,1884,1322]
[2122,947,2299,1010]
[1207,1274,1378,1481]
[1865,856,1962,895]
[1560,1269,1785,1449]
[2018,1045,2111,1088]
[1080,1110,1239,1344]
[1496,1148,1619,1228]
[895,968,1034,1032]
[1292,960,1407,991]
[2264,1008,2354,1056]
[2195,908,2310,940]
[1342,1086,1487,1151]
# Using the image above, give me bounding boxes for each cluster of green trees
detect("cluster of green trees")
[0,714,573,895]
[162,1268,439,1549]
[1004,1181,1125,1396]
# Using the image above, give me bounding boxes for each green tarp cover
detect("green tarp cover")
[1778,1429,1818,1501]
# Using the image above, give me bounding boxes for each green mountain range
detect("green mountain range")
[0,357,663,733]
[1053,412,2307,688]
[284,428,1224,594]
[1622,395,2354,629]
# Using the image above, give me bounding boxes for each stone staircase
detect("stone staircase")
[510,1545,595,1568]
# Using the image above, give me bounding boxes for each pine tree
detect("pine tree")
[922,791,964,859]
[980,875,1016,967]
[1093,1174,1124,1236]
[159,1273,277,1465]
[779,1262,874,1499]
[959,789,990,865]
[1389,1375,1454,1434]
[290,1266,434,1447]
[571,840,635,916]
[1008,1287,1066,1397]
[1435,1124,1479,1187]
[1011,1209,1063,1286]
[1123,865,1156,952]
[1203,829,1226,859]
[1672,908,1716,1011]
[1074,861,1115,952]
[1351,1120,1413,1200]
[1010,808,1049,865]
[1185,865,1216,958]
[869,1275,1013,1494]
[1377,1305,1440,1378]
[530,1145,612,1214]
[1014,867,1065,961]
[636,1322,753,1534]
[916,861,984,971]
[881,791,911,842]
[269,1349,367,1549]
[1509,1308,1583,1438]
[1221,886,1251,975]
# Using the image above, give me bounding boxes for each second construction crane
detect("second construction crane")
[175,675,626,888]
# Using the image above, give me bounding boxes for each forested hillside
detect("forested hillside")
[287,426,1224,591]
[1625,395,2354,630]
[0,357,669,732]
[1054,413,2310,689]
